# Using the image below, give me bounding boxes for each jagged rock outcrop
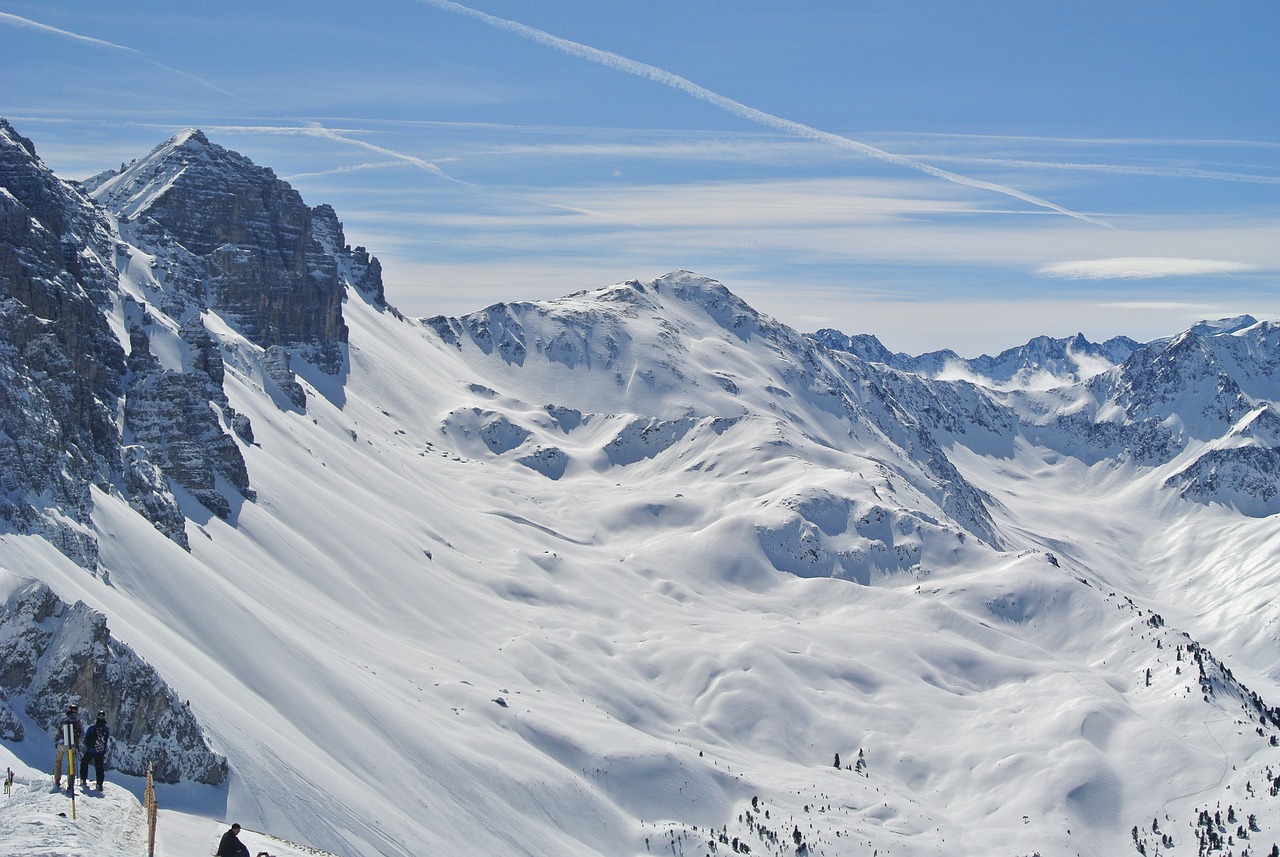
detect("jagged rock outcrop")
[311,202,386,307]
[88,129,350,374]
[124,321,254,522]
[0,578,228,784]
[0,119,126,568]
[1,119,398,554]
[262,345,307,410]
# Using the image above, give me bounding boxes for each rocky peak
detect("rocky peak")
[89,129,349,374]
[0,118,37,159]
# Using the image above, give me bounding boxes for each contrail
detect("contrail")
[300,123,471,184]
[0,11,243,100]
[918,154,1280,186]
[182,123,468,184]
[284,160,404,180]
[0,11,139,52]
[413,0,1108,227]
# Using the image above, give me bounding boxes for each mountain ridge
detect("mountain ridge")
[4,119,1280,856]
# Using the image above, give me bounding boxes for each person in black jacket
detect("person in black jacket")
[80,710,110,790]
[217,823,250,857]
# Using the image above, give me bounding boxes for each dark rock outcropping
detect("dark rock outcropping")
[0,119,126,568]
[0,578,228,784]
[2,121,389,553]
[311,202,386,308]
[89,129,350,374]
[124,321,254,523]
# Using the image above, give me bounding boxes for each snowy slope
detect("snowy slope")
[5,125,1280,857]
[5,277,1278,857]
[0,744,337,857]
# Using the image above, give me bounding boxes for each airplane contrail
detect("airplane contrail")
[0,11,243,100]
[300,123,471,184]
[919,154,1280,186]
[413,0,1109,227]
[181,123,468,184]
[0,11,139,52]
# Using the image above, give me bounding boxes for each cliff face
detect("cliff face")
[0,119,126,569]
[0,122,387,555]
[0,578,227,784]
[89,129,350,374]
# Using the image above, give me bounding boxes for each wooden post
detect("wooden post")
[145,762,158,857]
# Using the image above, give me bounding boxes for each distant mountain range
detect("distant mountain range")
[4,117,1280,857]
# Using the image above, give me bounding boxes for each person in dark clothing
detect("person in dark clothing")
[217,823,251,857]
[80,710,110,790]
[52,704,82,790]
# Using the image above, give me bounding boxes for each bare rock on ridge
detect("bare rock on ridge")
[0,578,228,785]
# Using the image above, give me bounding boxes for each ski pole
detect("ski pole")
[62,722,76,820]
[68,746,76,819]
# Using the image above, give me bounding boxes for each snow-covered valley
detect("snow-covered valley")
[3,118,1280,857]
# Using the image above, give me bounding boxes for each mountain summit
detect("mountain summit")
[4,120,1280,857]
[88,127,364,373]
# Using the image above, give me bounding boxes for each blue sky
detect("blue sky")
[2,1,1277,354]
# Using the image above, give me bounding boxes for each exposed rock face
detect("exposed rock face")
[0,119,402,791]
[0,119,126,569]
[89,130,350,374]
[311,202,386,307]
[0,578,228,784]
[263,345,307,410]
[124,322,254,521]
[1,120,392,551]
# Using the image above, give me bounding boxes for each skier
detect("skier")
[52,704,82,791]
[217,823,251,857]
[80,710,110,790]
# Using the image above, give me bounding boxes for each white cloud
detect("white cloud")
[1037,257,1258,280]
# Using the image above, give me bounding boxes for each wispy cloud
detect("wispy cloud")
[889,131,1280,151]
[299,123,469,184]
[283,161,406,180]
[414,0,1108,227]
[1037,257,1258,280]
[196,123,468,184]
[0,11,135,51]
[0,11,242,100]
[920,154,1280,186]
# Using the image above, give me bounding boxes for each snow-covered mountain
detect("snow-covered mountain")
[4,118,1280,857]
[812,328,1145,389]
